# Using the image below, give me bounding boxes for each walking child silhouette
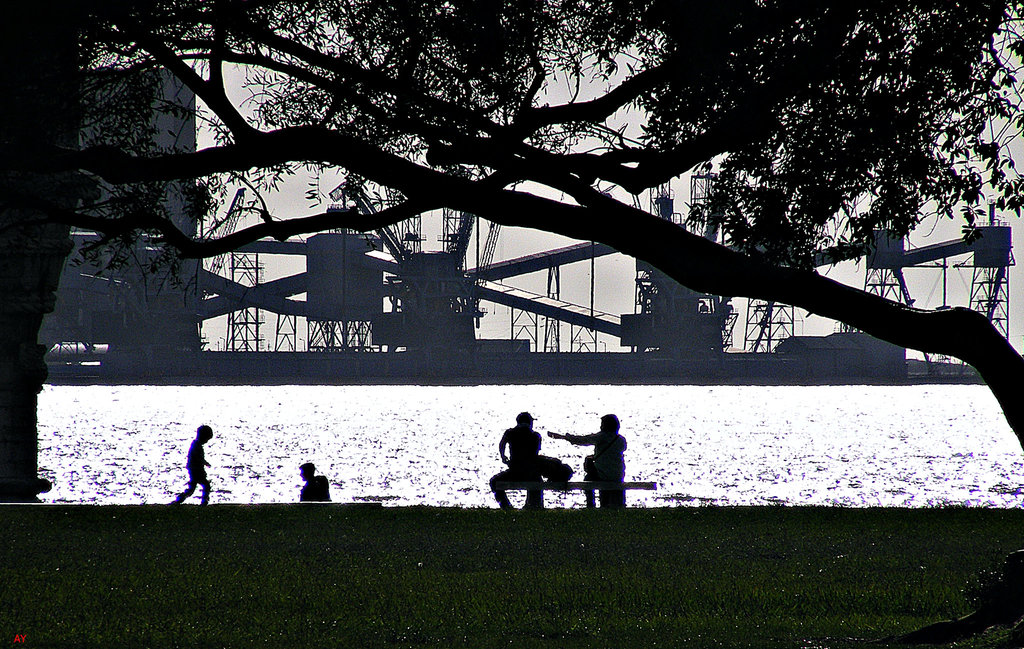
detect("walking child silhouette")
[172,425,214,505]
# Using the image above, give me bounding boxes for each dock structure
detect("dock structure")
[43,173,1012,383]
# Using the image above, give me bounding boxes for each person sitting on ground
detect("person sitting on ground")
[548,414,627,508]
[299,462,331,502]
[489,411,544,510]
[172,424,214,506]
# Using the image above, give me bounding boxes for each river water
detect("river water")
[35,383,1024,508]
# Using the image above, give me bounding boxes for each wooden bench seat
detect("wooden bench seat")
[492,481,657,491]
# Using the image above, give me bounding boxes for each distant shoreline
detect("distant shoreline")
[44,372,985,388]
[44,377,986,387]
[43,347,983,386]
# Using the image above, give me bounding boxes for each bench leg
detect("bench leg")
[525,489,544,509]
[599,490,625,509]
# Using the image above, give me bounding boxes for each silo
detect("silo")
[972,225,1012,268]
[867,232,905,269]
[305,233,384,321]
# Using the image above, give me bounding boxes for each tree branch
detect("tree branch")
[438,189,1024,449]
[510,61,672,136]
[14,194,431,259]
[13,126,448,198]
[118,16,255,140]
[228,14,507,138]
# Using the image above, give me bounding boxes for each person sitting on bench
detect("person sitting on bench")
[489,412,544,509]
[548,414,627,508]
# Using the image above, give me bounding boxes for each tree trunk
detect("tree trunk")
[0,5,78,501]
[898,550,1024,644]
[0,222,70,501]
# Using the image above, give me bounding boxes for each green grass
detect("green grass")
[2,505,1023,648]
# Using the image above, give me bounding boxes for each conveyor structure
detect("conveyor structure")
[867,213,1014,338]
[187,177,739,357]
[190,231,624,352]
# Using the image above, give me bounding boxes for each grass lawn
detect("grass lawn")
[2,505,1023,648]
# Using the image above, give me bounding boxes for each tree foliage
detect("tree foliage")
[37,0,1018,271]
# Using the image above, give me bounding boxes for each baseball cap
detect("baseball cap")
[516,412,535,425]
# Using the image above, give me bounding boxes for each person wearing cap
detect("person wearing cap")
[299,462,331,502]
[489,412,544,509]
[548,414,627,508]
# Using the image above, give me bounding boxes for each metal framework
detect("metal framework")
[651,181,680,224]
[569,324,598,352]
[510,308,539,351]
[632,266,657,353]
[544,265,561,352]
[307,319,374,352]
[501,245,603,354]
[864,267,914,305]
[690,172,720,240]
[206,188,245,278]
[395,214,423,255]
[441,209,463,261]
[634,266,658,315]
[696,171,769,350]
[744,300,794,353]
[970,265,1010,339]
[860,223,1014,373]
[690,173,713,207]
[573,246,599,353]
[226,252,263,352]
[274,313,297,352]
[721,309,739,350]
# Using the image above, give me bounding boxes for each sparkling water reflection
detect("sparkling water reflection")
[36,384,1024,508]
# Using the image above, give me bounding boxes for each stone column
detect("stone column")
[0,222,71,501]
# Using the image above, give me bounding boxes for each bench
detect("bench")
[492,481,657,508]
[493,481,657,491]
